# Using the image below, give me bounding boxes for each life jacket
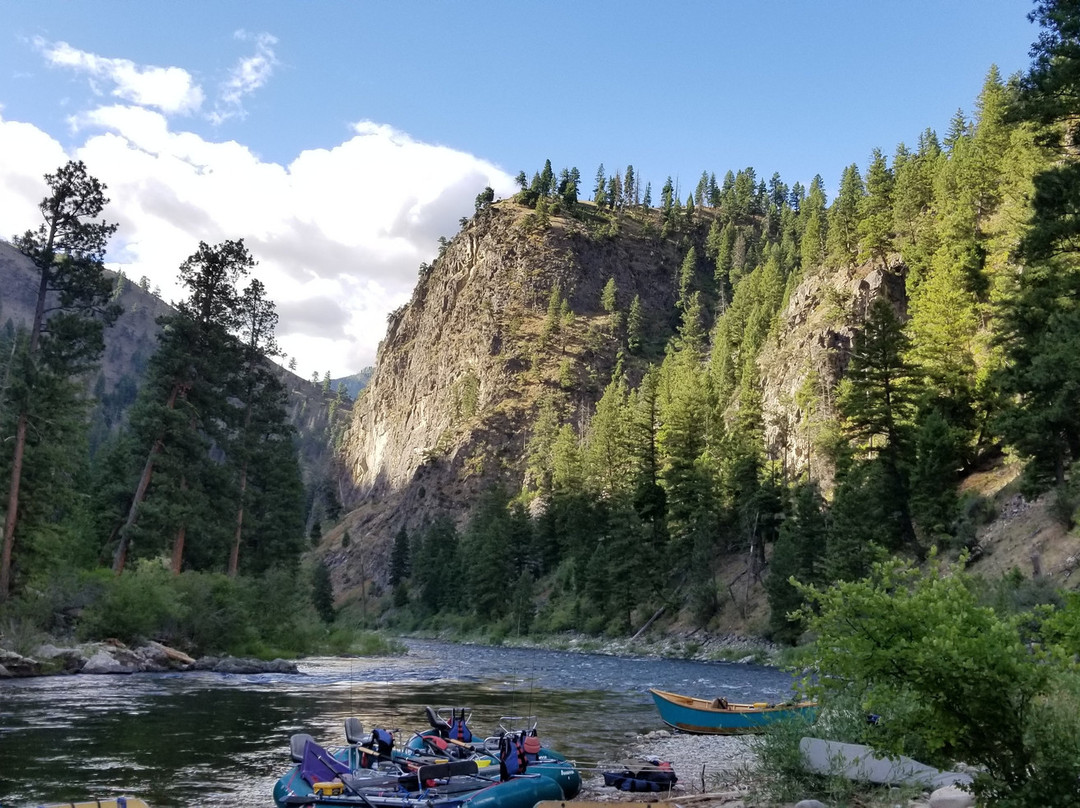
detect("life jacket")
[361,727,394,768]
[448,708,473,743]
[498,732,528,781]
[522,734,541,761]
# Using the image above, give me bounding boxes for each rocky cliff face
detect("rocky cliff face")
[333,201,909,597]
[335,203,687,572]
[758,255,908,489]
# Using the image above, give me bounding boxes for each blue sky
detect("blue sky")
[0,1,1039,376]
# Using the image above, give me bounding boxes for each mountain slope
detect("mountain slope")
[0,239,344,486]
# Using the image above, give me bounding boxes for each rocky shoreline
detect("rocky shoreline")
[0,639,298,677]
[579,730,974,808]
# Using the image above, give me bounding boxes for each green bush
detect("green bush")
[77,560,186,644]
[169,572,257,655]
[795,554,1080,802]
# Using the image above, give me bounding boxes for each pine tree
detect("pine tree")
[677,246,698,309]
[390,527,410,583]
[994,1,1080,489]
[583,365,632,499]
[837,297,918,551]
[892,131,940,286]
[311,561,336,623]
[857,148,895,266]
[113,240,254,573]
[593,163,607,208]
[799,176,828,270]
[2,161,119,600]
[626,295,644,353]
[660,177,675,218]
[826,164,865,267]
[766,481,828,644]
[227,278,303,576]
[601,277,618,313]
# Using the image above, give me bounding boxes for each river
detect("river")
[0,639,801,807]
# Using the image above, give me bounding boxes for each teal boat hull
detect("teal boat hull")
[649,687,817,735]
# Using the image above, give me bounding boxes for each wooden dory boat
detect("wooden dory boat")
[648,688,817,735]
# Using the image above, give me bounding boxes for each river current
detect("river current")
[0,639,801,807]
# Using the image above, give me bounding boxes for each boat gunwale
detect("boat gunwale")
[647,688,817,715]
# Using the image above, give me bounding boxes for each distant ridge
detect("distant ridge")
[331,367,374,399]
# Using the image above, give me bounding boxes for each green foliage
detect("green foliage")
[78,559,187,645]
[452,371,480,419]
[765,482,828,643]
[825,163,864,267]
[3,161,122,600]
[856,147,894,265]
[796,555,1080,803]
[69,561,348,657]
[389,527,410,585]
[600,277,617,313]
[311,562,335,623]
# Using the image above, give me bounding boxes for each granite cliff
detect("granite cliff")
[330,200,908,598]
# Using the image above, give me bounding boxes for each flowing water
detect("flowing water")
[0,639,801,807]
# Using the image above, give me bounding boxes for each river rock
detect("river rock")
[136,641,196,670]
[0,649,45,676]
[35,643,89,673]
[82,648,141,674]
[794,800,828,808]
[193,655,299,674]
[929,784,975,808]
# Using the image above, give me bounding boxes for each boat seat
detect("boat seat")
[289,733,314,764]
[344,717,365,745]
[416,760,480,781]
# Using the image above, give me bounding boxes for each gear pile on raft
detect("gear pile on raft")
[272,707,582,808]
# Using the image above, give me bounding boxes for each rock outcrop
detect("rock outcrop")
[334,203,689,588]
[0,639,297,677]
[333,201,908,597]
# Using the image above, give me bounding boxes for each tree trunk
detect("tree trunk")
[228,462,248,577]
[169,476,189,574]
[0,414,29,601]
[112,383,183,574]
[0,226,55,601]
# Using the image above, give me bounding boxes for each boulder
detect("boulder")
[35,643,89,673]
[138,641,195,671]
[0,649,45,676]
[193,655,299,674]
[80,643,144,674]
[929,784,975,808]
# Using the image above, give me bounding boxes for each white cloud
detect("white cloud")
[209,31,278,125]
[0,107,517,377]
[35,39,204,115]
[0,115,68,232]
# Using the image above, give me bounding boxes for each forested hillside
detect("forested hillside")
[330,55,1080,643]
[0,167,354,657]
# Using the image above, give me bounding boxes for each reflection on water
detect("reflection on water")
[0,640,800,807]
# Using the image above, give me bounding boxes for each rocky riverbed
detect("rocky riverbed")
[0,639,298,676]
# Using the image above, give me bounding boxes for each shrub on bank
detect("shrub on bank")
[1,558,405,660]
[754,554,1080,805]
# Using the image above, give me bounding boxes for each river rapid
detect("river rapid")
[0,639,802,808]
